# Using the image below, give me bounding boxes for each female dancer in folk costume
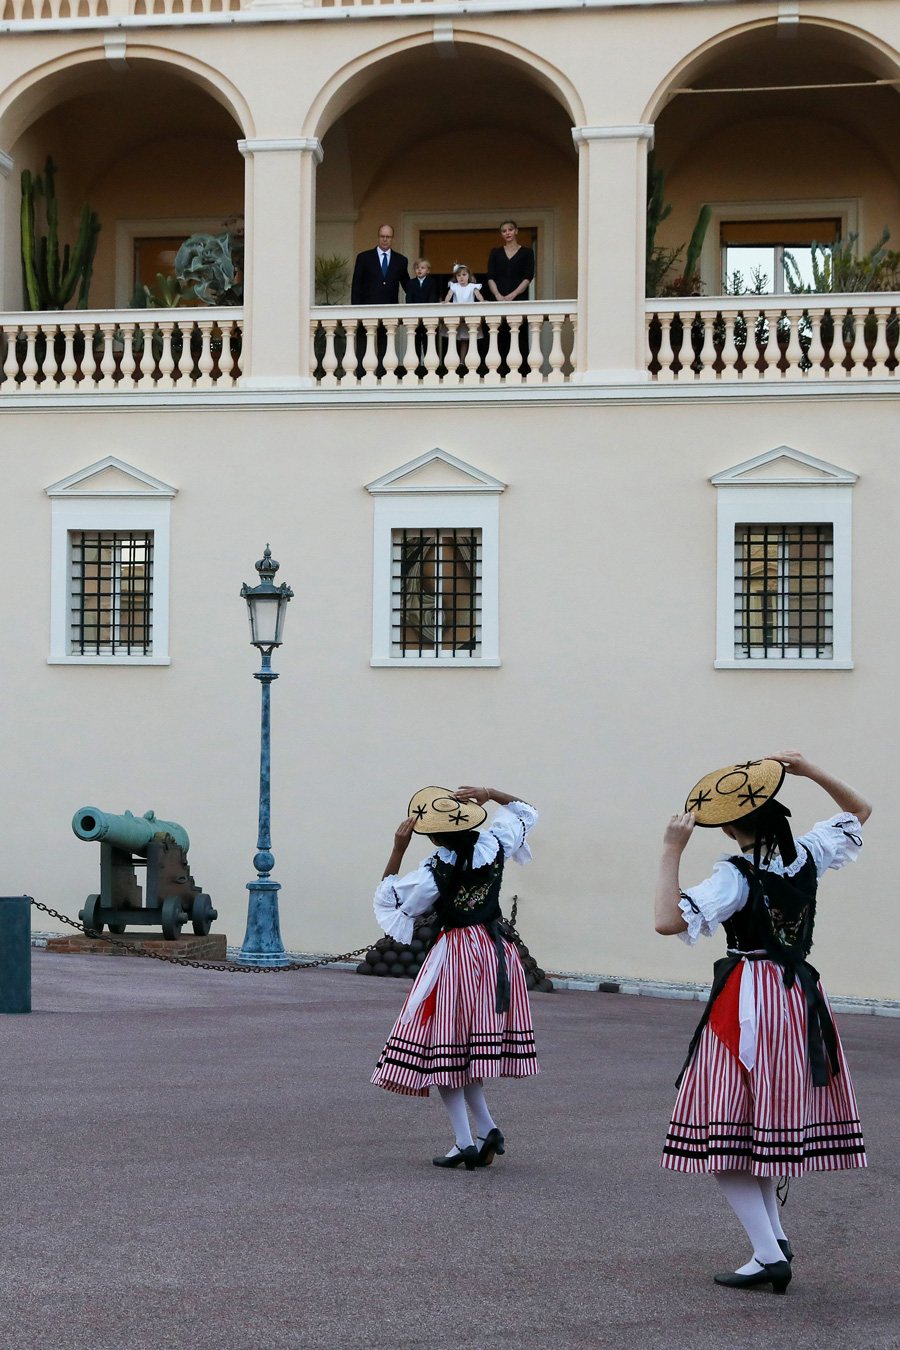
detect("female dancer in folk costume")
[372,786,539,1170]
[656,752,870,1294]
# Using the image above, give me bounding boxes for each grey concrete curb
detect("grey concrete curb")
[32,932,900,1017]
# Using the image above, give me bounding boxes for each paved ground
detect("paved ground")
[1,953,898,1350]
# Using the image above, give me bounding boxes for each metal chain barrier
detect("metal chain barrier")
[28,898,370,974]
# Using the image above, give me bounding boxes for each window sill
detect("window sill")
[47,655,171,666]
[371,657,501,668]
[714,658,853,670]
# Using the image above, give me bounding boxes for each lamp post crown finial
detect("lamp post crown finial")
[256,545,279,582]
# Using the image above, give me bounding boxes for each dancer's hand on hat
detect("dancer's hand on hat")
[767,750,810,777]
[664,812,696,852]
[454,786,489,805]
[394,816,417,849]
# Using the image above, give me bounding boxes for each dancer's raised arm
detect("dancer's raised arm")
[655,812,694,935]
[767,751,872,824]
[382,816,415,879]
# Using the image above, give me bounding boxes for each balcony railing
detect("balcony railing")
[0,309,243,392]
[1,0,242,16]
[647,295,900,381]
[311,301,577,387]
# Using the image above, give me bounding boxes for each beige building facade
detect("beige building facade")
[0,0,897,996]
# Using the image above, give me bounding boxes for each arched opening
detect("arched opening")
[314,42,578,304]
[648,23,900,297]
[2,59,245,311]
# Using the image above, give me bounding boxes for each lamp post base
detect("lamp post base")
[237,879,290,967]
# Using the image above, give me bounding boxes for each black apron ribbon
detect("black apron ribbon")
[676,953,840,1089]
[486,919,511,1014]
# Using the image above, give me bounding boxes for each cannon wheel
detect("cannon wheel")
[191,894,216,937]
[161,896,186,941]
[80,895,103,935]
[108,922,127,935]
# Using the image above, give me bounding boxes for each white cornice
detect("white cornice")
[711,446,858,487]
[238,137,323,163]
[366,447,507,495]
[572,125,655,147]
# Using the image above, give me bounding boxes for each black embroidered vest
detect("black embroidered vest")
[725,851,818,963]
[431,842,505,931]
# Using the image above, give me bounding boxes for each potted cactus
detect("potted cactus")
[20,157,100,311]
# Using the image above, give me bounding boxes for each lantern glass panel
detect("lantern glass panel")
[247,593,282,647]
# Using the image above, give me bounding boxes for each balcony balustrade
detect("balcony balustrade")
[647,295,900,382]
[0,308,243,392]
[311,302,576,388]
[1,0,242,16]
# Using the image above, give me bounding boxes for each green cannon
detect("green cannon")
[73,808,217,941]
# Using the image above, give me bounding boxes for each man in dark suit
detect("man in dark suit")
[351,224,409,304]
[351,224,409,376]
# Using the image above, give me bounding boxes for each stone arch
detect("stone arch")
[305,29,584,141]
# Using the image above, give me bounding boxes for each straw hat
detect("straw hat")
[407,786,487,835]
[685,759,786,828]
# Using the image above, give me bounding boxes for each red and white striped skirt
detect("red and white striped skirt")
[372,924,539,1096]
[662,959,866,1176]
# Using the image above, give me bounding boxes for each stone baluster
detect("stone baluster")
[695,310,717,380]
[503,314,526,386]
[719,310,741,380]
[871,306,892,376]
[481,314,503,386]
[58,323,79,391]
[358,318,379,386]
[118,321,138,389]
[421,317,442,387]
[20,323,41,392]
[2,326,19,390]
[157,319,176,389]
[805,309,827,378]
[655,312,675,381]
[382,316,401,385]
[318,318,339,386]
[846,307,867,375]
[547,317,566,384]
[781,308,804,376]
[194,318,216,388]
[221,322,239,384]
[98,323,117,388]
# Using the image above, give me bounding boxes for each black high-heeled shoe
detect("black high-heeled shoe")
[778,1239,793,1262]
[432,1145,478,1171]
[714,1259,792,1294]
[476,1128,505,1167]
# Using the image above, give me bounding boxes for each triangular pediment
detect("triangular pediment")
[45,456,177,498]
[711,447,857,487]
[366,448,506,495]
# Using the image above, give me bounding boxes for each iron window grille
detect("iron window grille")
[391,528,482,658]
[69,530,153,656]
[734,523,833,659]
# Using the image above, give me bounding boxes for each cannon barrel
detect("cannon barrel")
[72,808,189,855]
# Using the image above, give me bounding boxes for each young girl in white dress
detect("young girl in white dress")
[442,264,483,369]
[656,751,870,1295]
[372,785,539,1170]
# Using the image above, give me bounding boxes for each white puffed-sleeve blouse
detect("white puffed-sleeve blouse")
[373,800,538,945]
[678,813,864,947]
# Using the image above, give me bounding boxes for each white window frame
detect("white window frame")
[366,448,505,668]
[46,457,176,665]
[700,198,859,295]
[711,447,856,671]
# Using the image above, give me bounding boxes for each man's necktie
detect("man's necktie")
[381,252,389,278]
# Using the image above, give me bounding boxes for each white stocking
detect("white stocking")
[759,1177,788,1241]
[715,1172,784,1271]
[463,1081,497,1140]
[437,1085,474,1151]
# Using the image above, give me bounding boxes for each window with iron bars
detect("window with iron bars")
[69,531,153,656]
[734,523,833,659]
[391,529,482,658]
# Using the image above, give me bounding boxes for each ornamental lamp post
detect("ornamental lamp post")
[237,545,294,967]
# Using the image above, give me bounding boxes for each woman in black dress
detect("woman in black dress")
[486,220,535,374]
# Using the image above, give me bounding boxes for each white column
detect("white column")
[238,137,322,389]
[0,150,14,312]
[572,125,653,384]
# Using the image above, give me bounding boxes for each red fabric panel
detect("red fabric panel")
[708,963,743,1063]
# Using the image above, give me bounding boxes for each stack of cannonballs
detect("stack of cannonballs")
[357,908,554,992]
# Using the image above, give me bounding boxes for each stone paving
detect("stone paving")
[2,951,898,1350]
